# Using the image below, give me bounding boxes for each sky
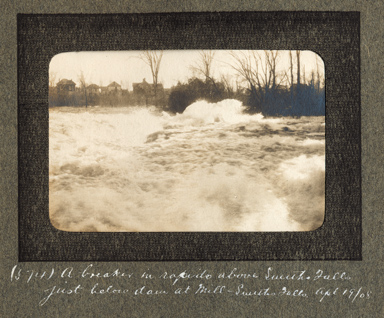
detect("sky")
[49,50,324,90]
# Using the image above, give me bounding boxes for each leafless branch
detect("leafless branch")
[138,50,163,103]
[190,50,216,83]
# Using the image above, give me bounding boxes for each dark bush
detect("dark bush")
[167,77,230,114]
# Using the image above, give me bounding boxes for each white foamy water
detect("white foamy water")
[49,100,325,232]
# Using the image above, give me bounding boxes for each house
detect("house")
[56,79,76,92]
[107,81,122,92]
[132,78,164,97]
[132,78,151,95]
[87,84,100,94]
[100,86,109,95]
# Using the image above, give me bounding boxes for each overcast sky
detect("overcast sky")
[49,50,324,90]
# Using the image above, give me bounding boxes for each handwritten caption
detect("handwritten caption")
[10,265,372,306]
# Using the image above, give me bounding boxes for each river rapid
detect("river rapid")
[49,99,325,232]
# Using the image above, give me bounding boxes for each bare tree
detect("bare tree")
[281,51,302,115]
[289,51,294,87]
[264,51,281,90]
[289,50,294,104]
[296,50,301,87]
[228,50,285,113]
[49,71,57,88]
[295,50,304,117]
[220,73,234,97]
[139,50,163,105]
[78,71,88,108]
[190,50,215,83]
[190,50,226,99]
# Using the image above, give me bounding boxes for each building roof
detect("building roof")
[133,81,163,89]
[57,79,76,86]
[87,84,100,89]
[108,81,121,87]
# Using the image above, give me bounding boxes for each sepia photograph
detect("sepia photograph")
[49,50,325,232]
[3,7,377,317]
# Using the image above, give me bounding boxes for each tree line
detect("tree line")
[49,50,325,117]
[167,50,324,117]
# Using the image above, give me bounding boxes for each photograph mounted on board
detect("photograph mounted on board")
[49,49,325,233]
